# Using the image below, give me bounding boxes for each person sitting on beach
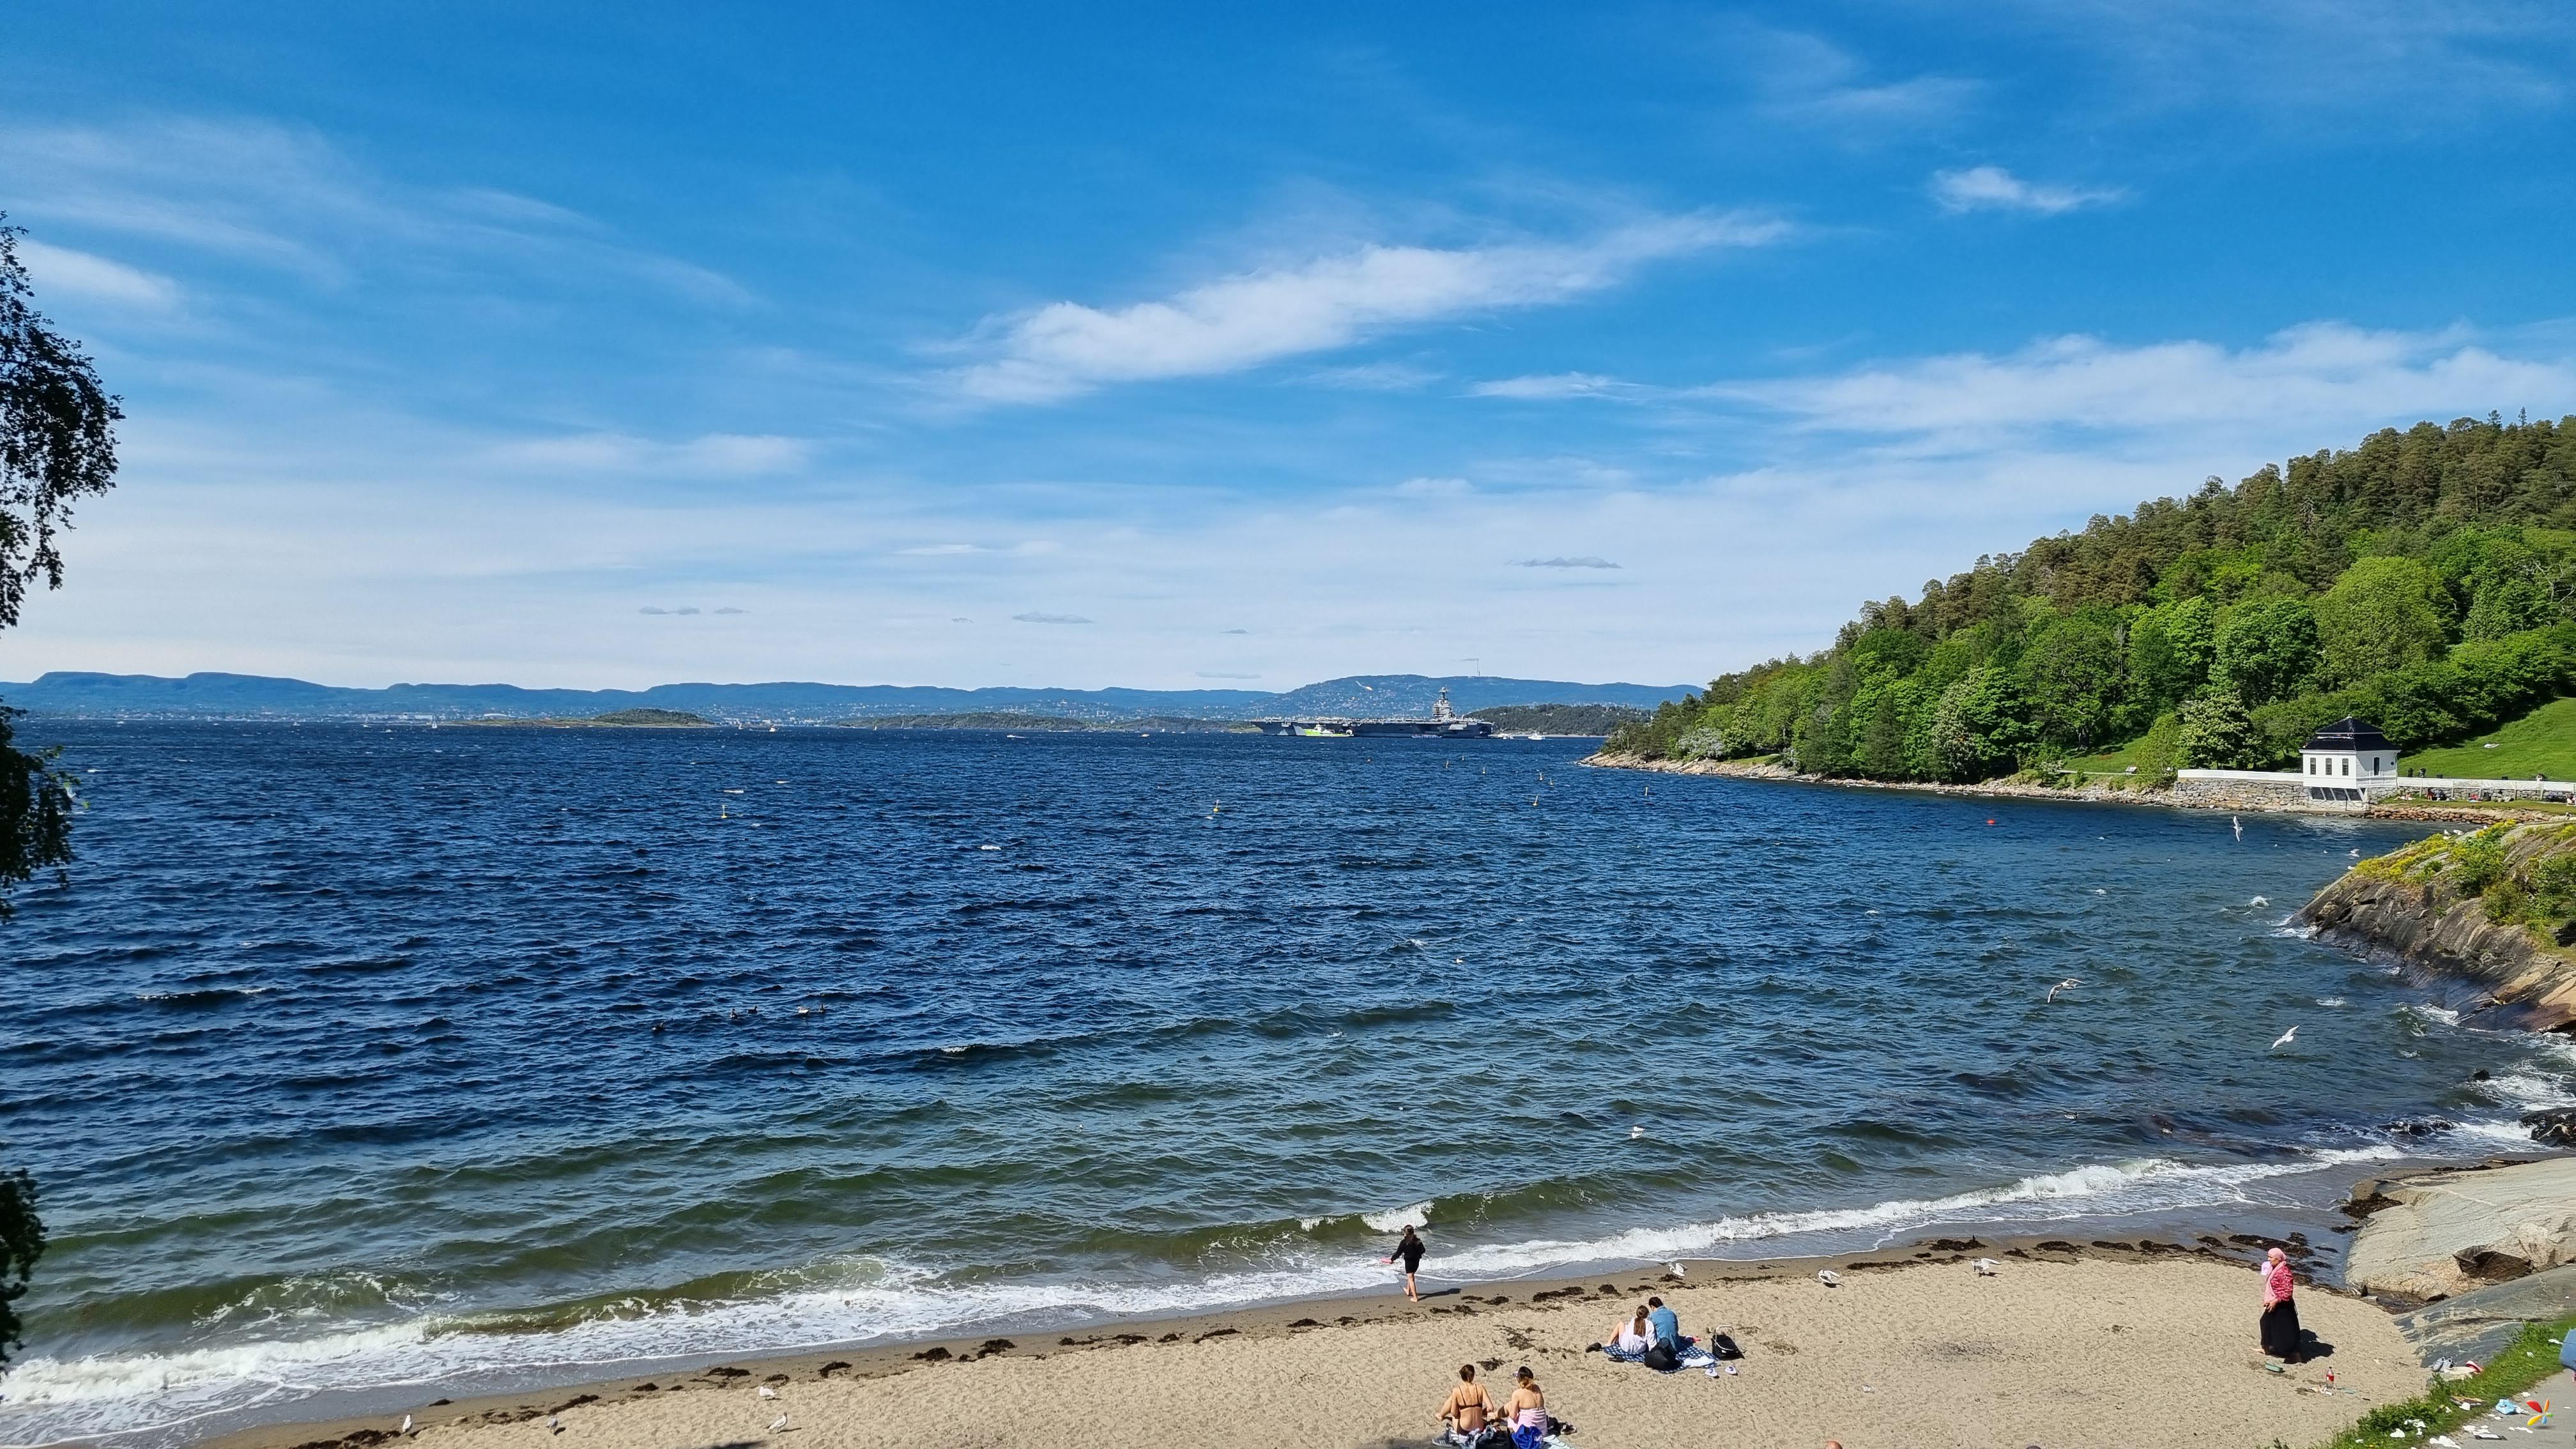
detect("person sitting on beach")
[1386,1224,1427,1303]
[1438,1364,1498,1445]
[1502,1367,1548,1449]
[1608,1305,1653,1354]
[1646,1294,1680,1351]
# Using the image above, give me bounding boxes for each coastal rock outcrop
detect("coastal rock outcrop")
[2301,825,2576,1032]
[2345,1158,2576,1301]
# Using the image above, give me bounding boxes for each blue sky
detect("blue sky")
[3,2,2573,691]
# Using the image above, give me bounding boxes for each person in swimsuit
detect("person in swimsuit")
[1387,1224,1427,1302]
[1439,1363,1498,1445]
[1503,1367,1548,1449]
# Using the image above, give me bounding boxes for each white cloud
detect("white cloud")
[1302,360,1444,391]
[948,213,1788,403]
[1395,475,1473,498]
[1468,372,1643,401]
[1512,556,1621,569]
[491,433,809,476]
[1718,24,1980,133]
[12,238,181,309]
[1012,611,1092,624]
[1931,165,2127,215]
[1715,323,2576,441]
[0,117,747,303]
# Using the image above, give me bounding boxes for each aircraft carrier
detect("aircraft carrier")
[1250,686,1494,738]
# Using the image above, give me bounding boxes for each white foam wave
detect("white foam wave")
[1360,1201,1432,1232]
[2481,1068,2576,1112]
[2402,1002,2462,1027]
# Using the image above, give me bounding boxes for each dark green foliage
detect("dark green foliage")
[2176,690,2262,769]
[0,706,73,918]
[0,215,118,1370]
[2,218,123,632]
[1471,703,1650,735]
[1607,413,2576,781]
[0,1167,38,1367]
[2212,598,2320,707]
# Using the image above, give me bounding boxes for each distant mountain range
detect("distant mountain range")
[0,671,1690,723]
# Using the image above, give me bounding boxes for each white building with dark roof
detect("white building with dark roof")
[2299,716,2397,803]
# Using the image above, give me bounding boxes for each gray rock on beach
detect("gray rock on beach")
[2346,1157,2576,1302]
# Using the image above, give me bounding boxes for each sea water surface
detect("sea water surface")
[5,723,2574,1445]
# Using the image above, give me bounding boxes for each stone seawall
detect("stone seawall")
[2165,775,2342,812]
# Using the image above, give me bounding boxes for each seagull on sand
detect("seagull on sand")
[769,1414,790,1434]
[758,1384,779,1399]
[2271,1025,2299,1051]
[547,1416,562,1436]
[399,1417,412,1436]
[1971,1258,2000,1276]
[1816,1269,1842,1288]
[2048,977,2082,1002]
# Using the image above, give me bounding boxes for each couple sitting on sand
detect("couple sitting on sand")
[1438,1363,1551,1449]
[1605,1296,1686,1368]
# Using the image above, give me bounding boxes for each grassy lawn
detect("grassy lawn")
[2068,734,2158,774]
[2317,1315,2573,1448]
[2407,696,2576,779]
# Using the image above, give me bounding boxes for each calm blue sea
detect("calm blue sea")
[4,723,2572,1445]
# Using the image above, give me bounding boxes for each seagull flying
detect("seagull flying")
[2048,977,2082,1002]
[2271,1025,2299,1051]
[2232,816,2243,839]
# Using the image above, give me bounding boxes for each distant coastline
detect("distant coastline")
[450,708,712,729]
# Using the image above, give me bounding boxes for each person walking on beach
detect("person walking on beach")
[2257,1246,2304,1363]
[1387,1223,1427,1302]
[1503,1367,1549,1449]
[1438,1363,1498,1446]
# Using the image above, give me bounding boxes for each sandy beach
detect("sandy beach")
[219,1245,2427,1449]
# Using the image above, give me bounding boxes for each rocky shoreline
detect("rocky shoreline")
[1584,750,2558,823]
[2303,825,2576,1032]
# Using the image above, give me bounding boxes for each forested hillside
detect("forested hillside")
[1609,414,2576,780]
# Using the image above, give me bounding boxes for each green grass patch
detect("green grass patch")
[2408,696,2576,780]
[2304,1315,2573,1449]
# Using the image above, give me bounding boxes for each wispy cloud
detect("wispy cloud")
[493,433,809,476]
[1712,323,2576,440]
[1720,24,1980,134]
[0,116,748,303]
[1012,611,1093,624]
[1469,372,1644,401]
[1512,556,1621,569]
[947,213,1788,404]
[12,237,181,309]
[1302,360,1445,391]
[1931,165,2127,215]
[1394,476,1472,497]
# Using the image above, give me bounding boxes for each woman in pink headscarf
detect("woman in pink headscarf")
[2257,1247,2304,1363]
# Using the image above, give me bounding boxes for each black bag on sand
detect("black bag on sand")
[1641,1340,1679,1372]
[1710,1332,1744,1360]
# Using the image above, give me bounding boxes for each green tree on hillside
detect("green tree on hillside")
[1,215,125,1368]
[2213,598,2321,707]
[2317,556,2452,686]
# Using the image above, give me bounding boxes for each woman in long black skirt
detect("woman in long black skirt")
[2257,1247,2303,1362]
